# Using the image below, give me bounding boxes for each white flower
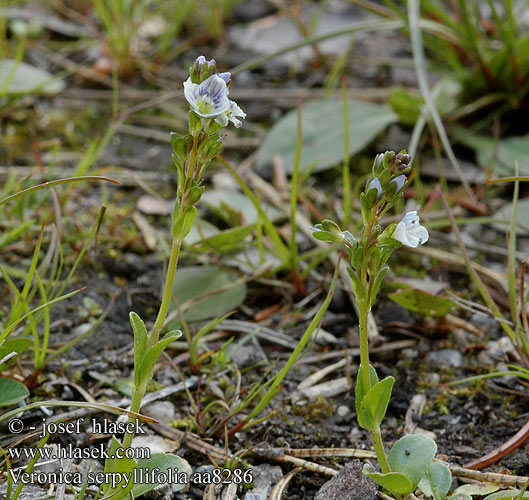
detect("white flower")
[215,99,246,128]
[183,74,230,118]
[394,211,429,248]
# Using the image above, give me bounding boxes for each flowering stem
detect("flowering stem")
[149,237,182,347]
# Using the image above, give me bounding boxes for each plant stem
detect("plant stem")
[370,427,391,473]
[358,297,371,392]
[149,237,182,347]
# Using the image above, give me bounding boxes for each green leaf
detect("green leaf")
[129,312,148,386]
[133,453,191,496]
[456,131,529,176]
[167,266,247,327]
[102,436,136,499]
[347,267,366,301]
[257,98,398,173]
[388,435,437,489]
[186,223,254,253]
[388,288,454,317]
[0,338,32,369]
[355,364,379,428]
[483,491,529,500]
[446,494,472,500]
[454,483,500,496]
[363,470,414,496]
[201,189,281,225]
[492,198,529,235]
[139,331,181,386]
[0,59,64,95]
[172,205,197,241]
[419,461,452,500]
[357,376,394,431]
[388,86,423,125]
[369,267,389,308]
[0,377,29,407]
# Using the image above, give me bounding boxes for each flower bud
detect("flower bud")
[389,174,407,194]
[367,178,383,203]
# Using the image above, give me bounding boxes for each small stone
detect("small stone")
[315,461,378,500]
[425,349,464,368]
[132,434,179,454]
[250,463,283,498]
[143,401,176,424]
[337,405,350,417]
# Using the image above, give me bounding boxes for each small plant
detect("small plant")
[98,55,247,499]
[312,151,452,499]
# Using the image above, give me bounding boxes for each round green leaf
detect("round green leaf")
[363,470,414,496]
[133,453,191,496]
[168,266,247,327]
[0,59,64,95]
[0,377,29,407]
[388,435,437,489]
[257,98,398,174]
[424,461,452,500]
[388,288,453,317]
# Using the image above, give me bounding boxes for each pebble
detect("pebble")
[143,400,176,424]
[337,405,350,417]
[249,463,283,499]
[315,461,378,500]
[425,349,464,368]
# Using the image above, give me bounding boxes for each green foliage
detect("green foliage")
[356,373,394,431]
[133,453,191,497]
[0,59,64,95]
[257,99,398,174]
[418,461,452,500]
[101,437,136,499]
[457,131,529,176]
[167,266,247,327]
[0,377,29,407]
[388,288,454,317]
[388,435,437,489]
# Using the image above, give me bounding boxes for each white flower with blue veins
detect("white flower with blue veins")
[215,99,246,128]
[393,211,429,248]
[183,74,230,118]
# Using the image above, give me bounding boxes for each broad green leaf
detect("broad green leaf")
[483,491,529,500]
[419,461,452,500]
[388,435,437,489]
[102,436,136,499]
[133,453,191,496]
[492,198,529,235]
[454,483,499,496]
[0,377,29,407]
[184,218,220,245]
[168,266,247,327]
[257,98,398,173]
[388,288,454,317]
[129,312,148,385]
[457,131,529,176]
[358,376,394,431]
[446,494,472,500]
[201,189,281,225]
[363,470,414,495]
[0,59,64,95]
[186,224,254,253]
